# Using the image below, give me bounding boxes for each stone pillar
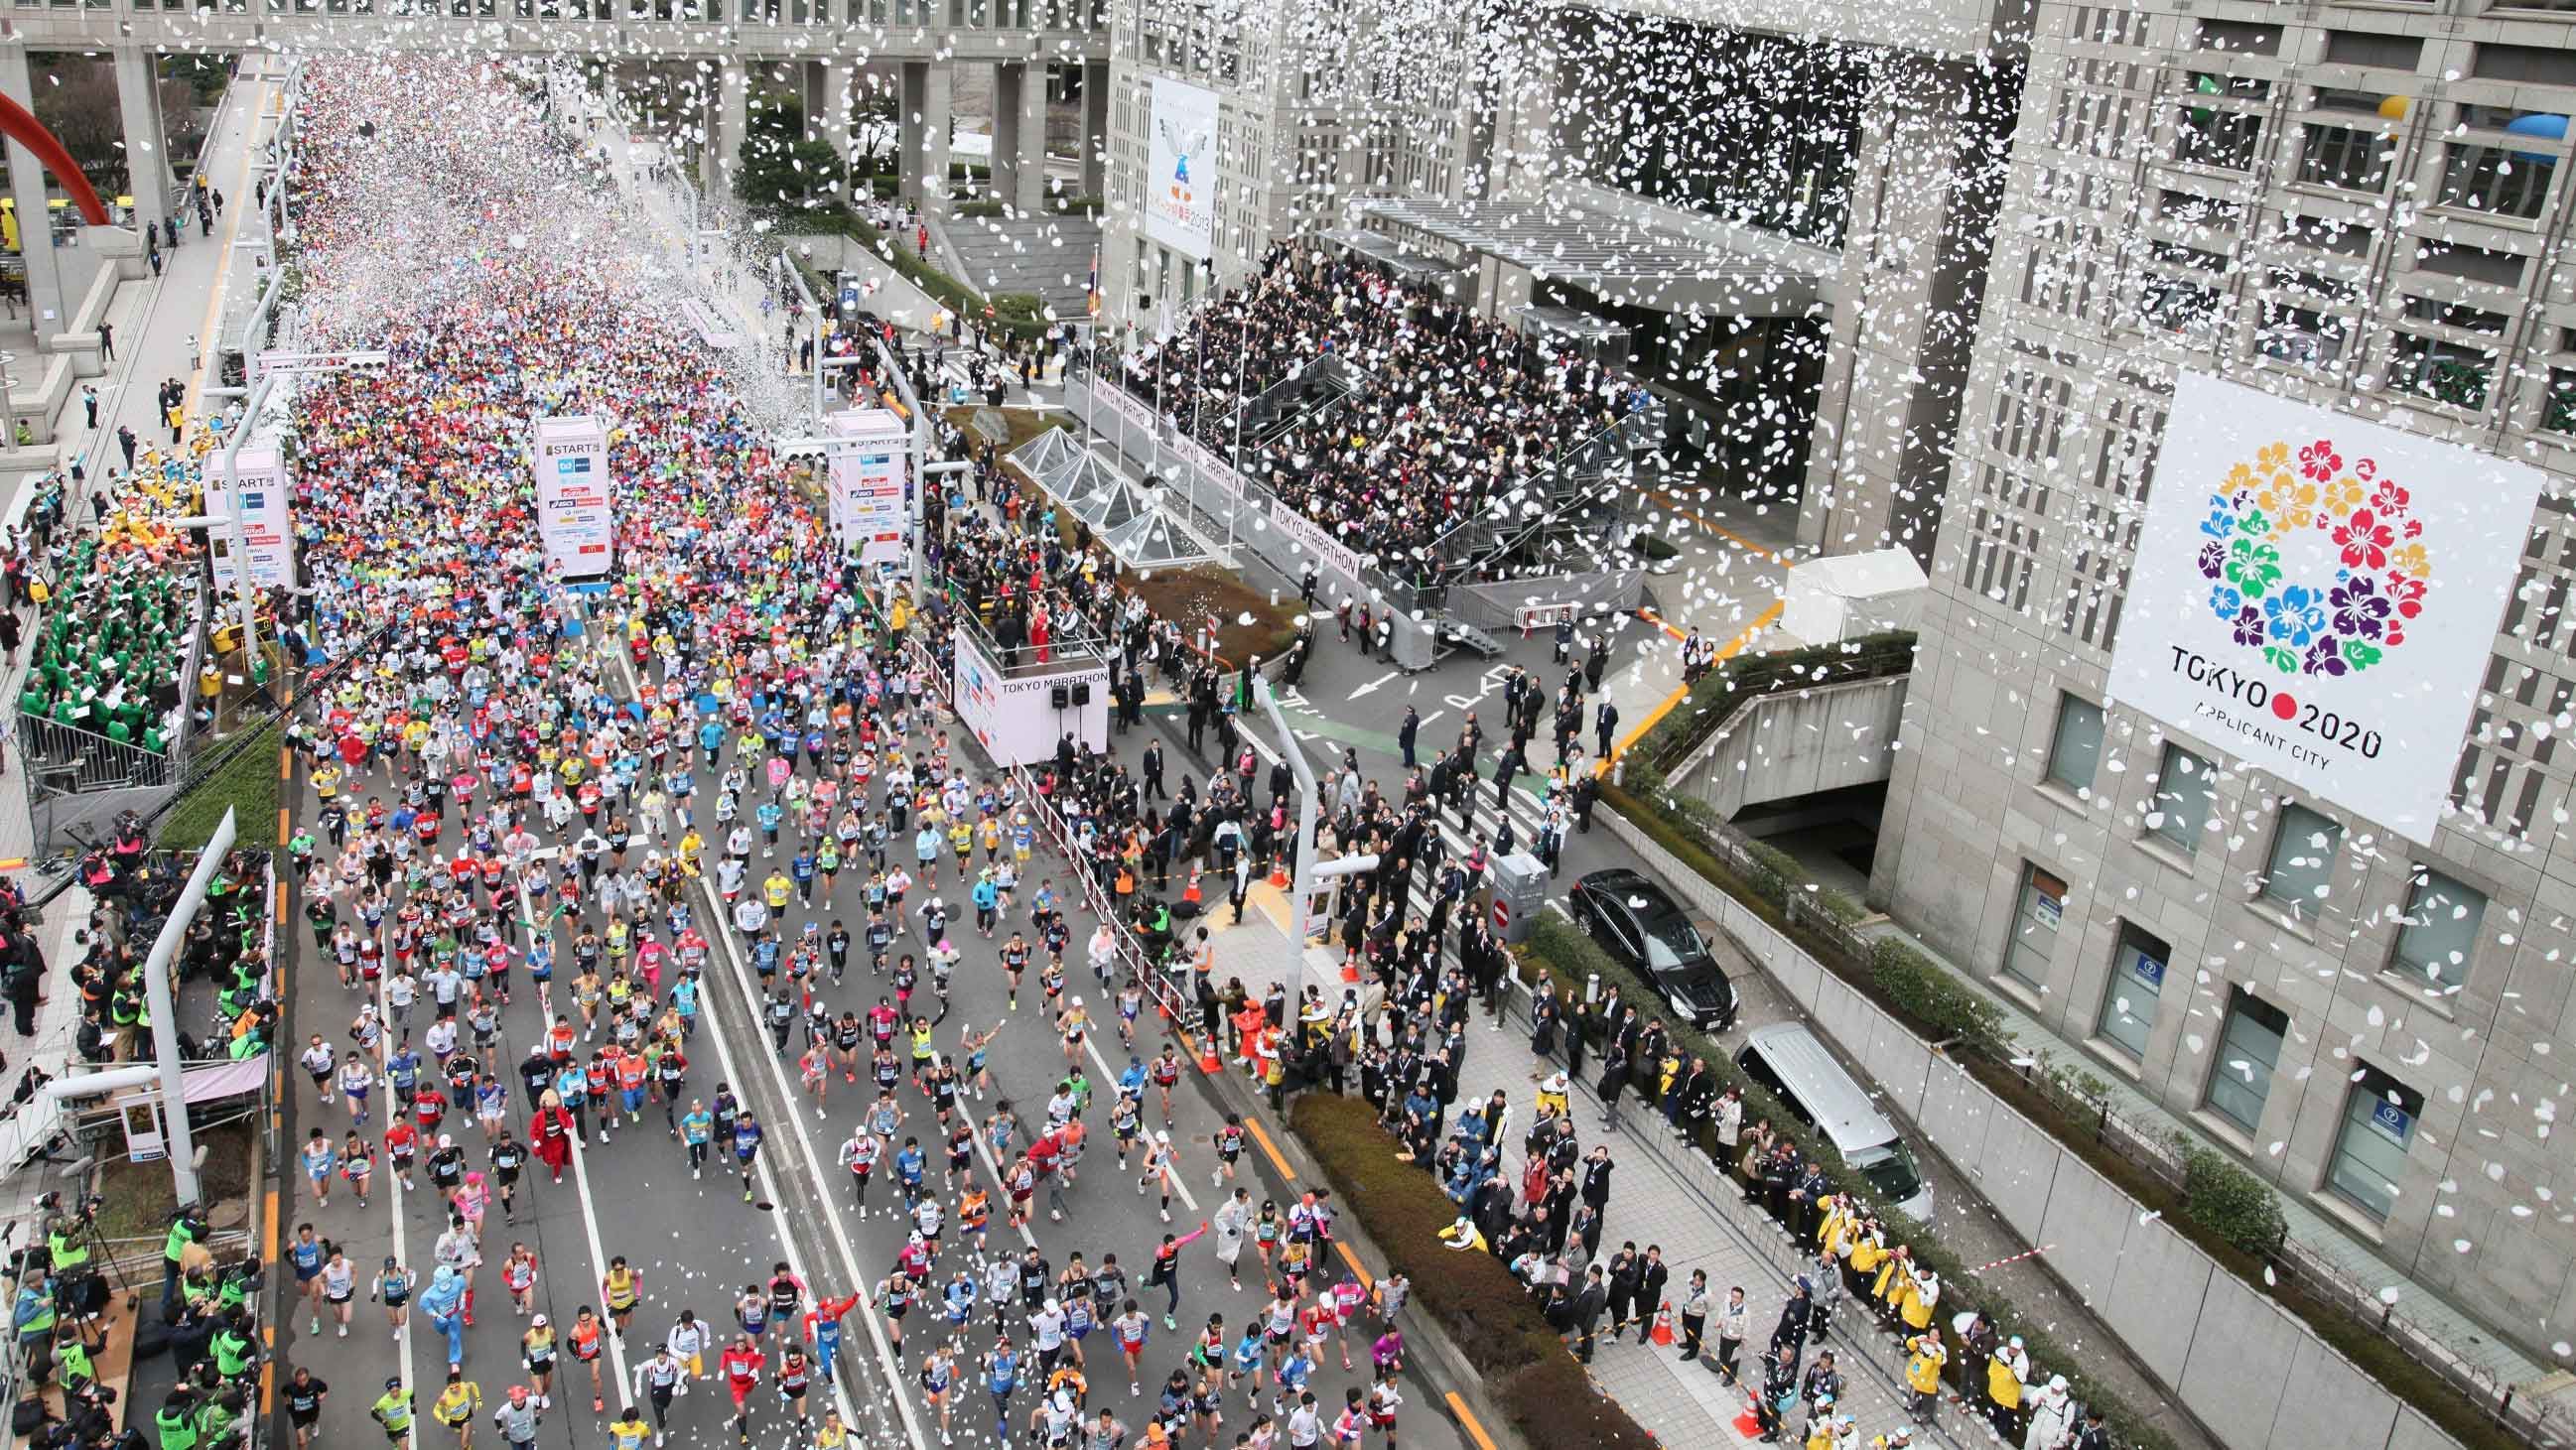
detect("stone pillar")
[716,63,749,198]
[819,60,855,200]
[112,44,173,244]
[1080,59,1108,199]
[994,63,1047,212]
[0,41,67,336]
[899,61,927,204]
[902,61,951,208]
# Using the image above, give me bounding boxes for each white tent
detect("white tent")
[1779,548,1928,643]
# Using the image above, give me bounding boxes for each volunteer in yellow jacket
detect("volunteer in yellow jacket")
[1986,1333,2031,1445]
[1903,1330,1947,1426]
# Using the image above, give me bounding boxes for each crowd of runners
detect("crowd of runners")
[244,58,1424,1450]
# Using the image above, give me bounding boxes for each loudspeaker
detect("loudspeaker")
[1072,683,1092,706]
[1050,685,1069,710]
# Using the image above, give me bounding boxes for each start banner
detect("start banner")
[531,414,614,581]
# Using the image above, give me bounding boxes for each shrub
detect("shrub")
[2179,1142,2288,1256]
[158,723,281,850]
[1496,1356,1661,1450]
[1288,1095,1661,1447]
[1288,1096,1553,1377]
[1865,937,2008,1052]
[1814,886,1866,925]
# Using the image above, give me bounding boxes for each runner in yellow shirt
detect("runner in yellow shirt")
[431,1370,481,1449]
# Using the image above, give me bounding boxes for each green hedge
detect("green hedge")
[158,723,281,851]
[1514,917,2177,1450]
[1288,1095,1656,1448]
[1594,785,2525,1450]
[2180,1142,2289,1256]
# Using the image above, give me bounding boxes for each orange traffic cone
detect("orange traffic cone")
[1651,1300,1675,1347]
[1267,856,1289,889]
[1339,953,1360,986]
[1182,865,1203,906]
[1197,1033,1222,1075]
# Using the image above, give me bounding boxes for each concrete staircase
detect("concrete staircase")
[938,210,1102,322]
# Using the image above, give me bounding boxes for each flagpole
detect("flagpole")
[1229,286,1249,558]
[1188,287,1205,539]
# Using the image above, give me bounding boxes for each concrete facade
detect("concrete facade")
[1675,674,1907,820]
[1523,7,2027,563]
[1873,0,2576,1364]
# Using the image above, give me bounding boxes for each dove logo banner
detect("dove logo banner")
[2103,372,2544,845]
[1147,77,1219,261]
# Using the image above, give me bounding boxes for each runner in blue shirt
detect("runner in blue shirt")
[983,1340,1019,1433]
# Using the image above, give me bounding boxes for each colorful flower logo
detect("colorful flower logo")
[2196,438,2428,677]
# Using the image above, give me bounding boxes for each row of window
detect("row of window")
[2038,691,2487,981]
[2008,711,2442,1224]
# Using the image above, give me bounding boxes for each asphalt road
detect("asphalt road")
[270,619,1472,1450]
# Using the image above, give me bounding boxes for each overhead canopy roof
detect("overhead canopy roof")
[1353,199,1820,318]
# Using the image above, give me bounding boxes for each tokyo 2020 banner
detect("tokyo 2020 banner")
[2105,373,2544,844]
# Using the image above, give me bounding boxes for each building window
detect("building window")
[2545,369,2576,436]
[2146,742,2215,853]
[2046,694,2105,795]
[2175,106,2263,170]
[2000,863,2068,989]
[2387,333,2496,412]
[2263,804,2343,913]
[2205,989,2289,1133]
[2436,142,2557,221]
[2325,1064,2421,1221]
[2095,923,2169,1059]
[2297,123,2389,192]
[2388,867,2486,990]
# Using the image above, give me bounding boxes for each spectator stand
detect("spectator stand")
[1064,278,1657,668]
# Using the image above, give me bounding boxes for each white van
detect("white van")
[1734,1022,1935,1222]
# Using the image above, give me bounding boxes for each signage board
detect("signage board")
[203,444,295,592]
[255,349,389,378]
[828,409,910,567]
[1269,499,1367,587]
[952,624,1110,767]
[2105,373,2547,844]
[530,414,615,581]
[1145,77,1219,261]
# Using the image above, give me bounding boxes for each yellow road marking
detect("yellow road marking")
[1648,489,1792,568]
[182,79,277,427]
[1446,1392,1501,1450]
[1601,599,1782,775]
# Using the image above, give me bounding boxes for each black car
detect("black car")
[1567,867,1739,1030]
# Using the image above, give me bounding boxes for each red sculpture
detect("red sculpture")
[0,89,110,226]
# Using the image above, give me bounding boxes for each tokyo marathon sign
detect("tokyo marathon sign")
[2105,372,2545,844]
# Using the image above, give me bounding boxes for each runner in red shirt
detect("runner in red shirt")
[719,1335,766,1439]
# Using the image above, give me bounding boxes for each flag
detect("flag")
[1087,246,1100,317]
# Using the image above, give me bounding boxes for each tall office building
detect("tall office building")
[1874,0,2576,1355]
[1097,0,2029,557]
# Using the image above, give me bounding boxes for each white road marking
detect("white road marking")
[515,882,635,1413]
[610,642,916,1450]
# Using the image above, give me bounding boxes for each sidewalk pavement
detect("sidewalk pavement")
[1186,883,1971,1450]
